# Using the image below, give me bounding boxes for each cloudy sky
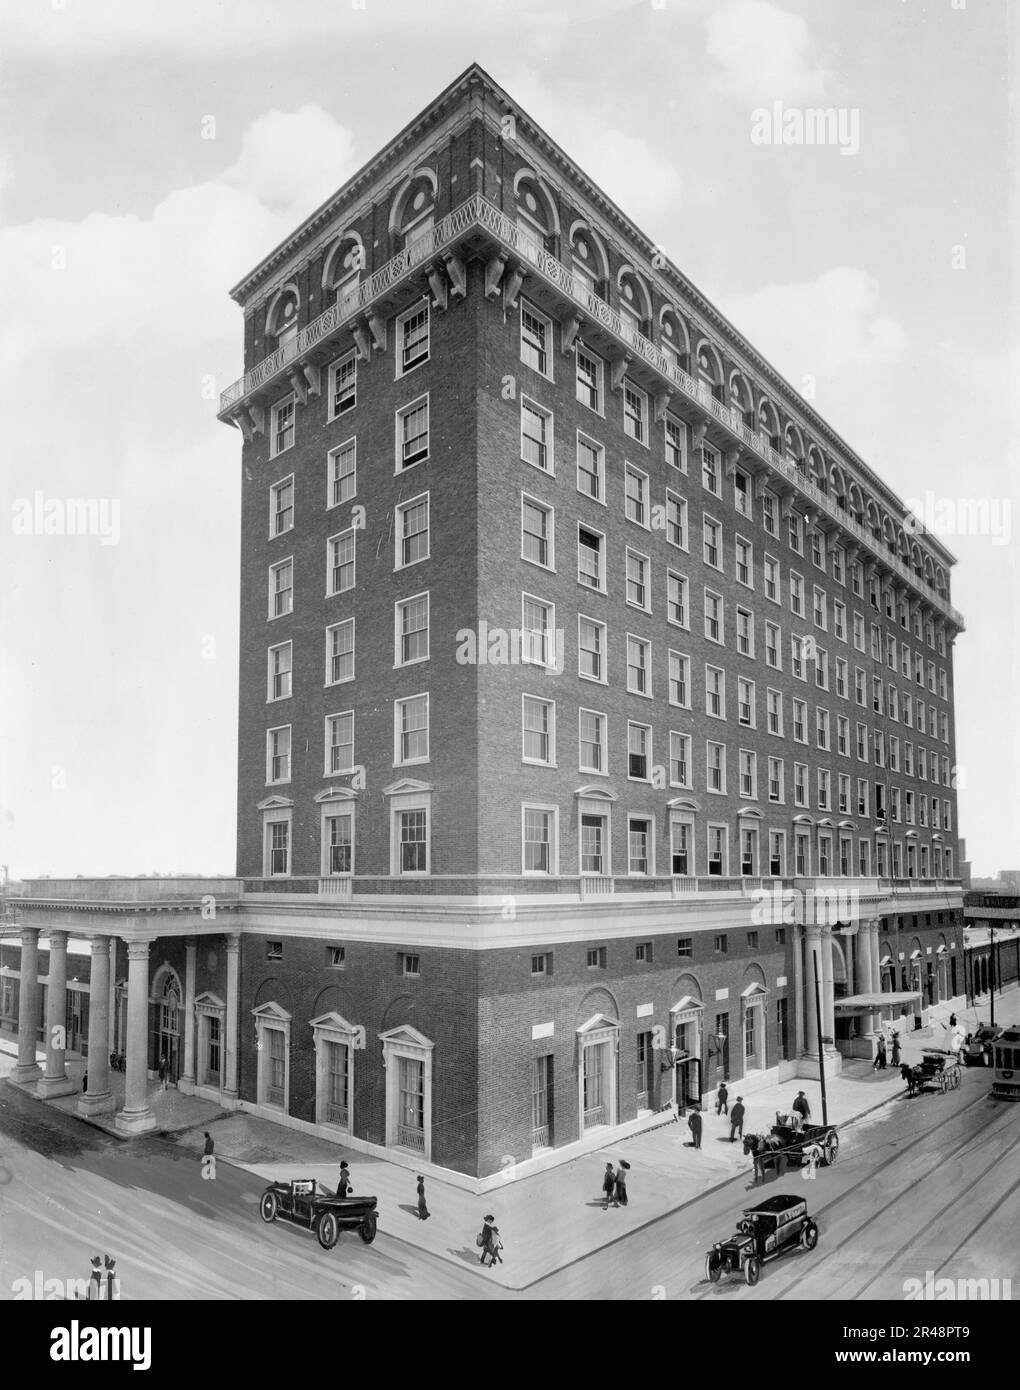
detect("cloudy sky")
[1,0,1016,878]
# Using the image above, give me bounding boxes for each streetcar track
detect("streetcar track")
[754,1099,1015,1300]
[930,1172,1020,1279]
[688,1091,998,1301]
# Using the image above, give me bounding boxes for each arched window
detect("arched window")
[617,268,651,339]
[569,222,607,300]
[729,372,751,426]
[324,235,364,311]
[266,287,299,352]
[696,341,724,401]
[659,308,689,374]
[514,174,556,256]
[784,425,806,475]
[758,398,780,452]
[391,172,437,256]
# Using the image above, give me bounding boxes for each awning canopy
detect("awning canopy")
[834,991,921,1014]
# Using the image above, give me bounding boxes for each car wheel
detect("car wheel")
[259,1191,278,1224]
[359,1215,377,1245]
[705,1254,722,1284]
[744,1256,761,1287]
[824,1133,839,1165]
[802,1222,819,1250]
[317,1212,340,1250]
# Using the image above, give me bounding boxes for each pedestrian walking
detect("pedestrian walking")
[949,1012,957,1028]
[103,1255,117,1301]
[337,1160,352,1197]
[614,1159,630,1206]
[416,1174,430,1220]
[82,1072,88,1094]
[729,1097,745,1142]
[202,1132,215,1157]
[890,1031,901,1066]
[601,1161,618,1209]
[873,1036,887,1071]
[86,1256,104,1301]
[478,1215,502,1266]
[792,1091,811,1124]
[688,1107,703,1149]
[158,1055,168,1091]
[715,1082,729,1116]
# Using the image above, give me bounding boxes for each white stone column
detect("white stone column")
[223,934,240,1101]
[820,924,836,1047]
[108,937,118,1053]
[858,918,876,1044]
[13,926,42,1084]
[38,930,76,1097]
[871,920,883,1031]
[181,938,197,1090]
[79,937,114,1116]
[804,924,821,1056]
[116,940,156,1135]
[792,925,805,1057]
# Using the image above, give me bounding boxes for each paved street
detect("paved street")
[1,1056,1016,1301]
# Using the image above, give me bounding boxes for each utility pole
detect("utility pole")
[989,923,995,1029]
[813,946,828,1127]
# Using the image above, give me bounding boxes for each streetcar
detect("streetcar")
[991,1025,1020,1101]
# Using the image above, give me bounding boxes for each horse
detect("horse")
[901,1063,922,1097]
[743,1131,787,1184]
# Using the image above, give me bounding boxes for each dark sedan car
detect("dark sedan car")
[259,1178,379,1249]
[705,1193,818,1286]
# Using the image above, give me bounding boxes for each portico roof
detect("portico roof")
[834,991,921,1013]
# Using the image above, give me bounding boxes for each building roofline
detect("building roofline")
[228,62,958,571]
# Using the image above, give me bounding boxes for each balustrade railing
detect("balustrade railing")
[319,876,353,900]
[325,1103,349,1128]
[221,194,961,624]
[397,1125,426,1152]
[531,1124,551,1149]
[583,1105,606,1129]
[579,875,615,899]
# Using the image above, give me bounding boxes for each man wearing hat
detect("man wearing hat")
[792,1091,811,1129]
[729,1096,745,1142]
[479,1214,502,1266]
[86,1256,104,1300]
[103,1255,118,1301]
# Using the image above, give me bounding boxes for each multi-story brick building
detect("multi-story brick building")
[13,65,967,1184]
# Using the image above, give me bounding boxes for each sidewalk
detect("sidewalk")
[174,1058,914,1291]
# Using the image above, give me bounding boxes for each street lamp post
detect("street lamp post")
[812,947,828,1127]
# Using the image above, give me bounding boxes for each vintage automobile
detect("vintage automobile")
[259,1178,379,1249]
[962,1024,1003,1067]
[705,1193,818,1286]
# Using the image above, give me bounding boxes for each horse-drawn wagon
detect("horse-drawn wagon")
[743,1115,839,1182]
[901,1050,960,1097]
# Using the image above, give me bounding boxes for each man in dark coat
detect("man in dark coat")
[715,1082,729,1115]
[601,1161,618,1209]
[729,1097,745,1142]
[688,1107,703,1149]
[202,1132,215,1157]
[792,1091,811,1124]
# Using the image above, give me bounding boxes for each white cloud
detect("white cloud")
[719,267,907,379]
[705,0,833,104]
[223,105,360,224]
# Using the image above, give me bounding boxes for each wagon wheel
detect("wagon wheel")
[259,1191,278,1224]
[823,1132,839,1165]
[801,1221,819,1250]
[359,1214,377,1245]
[705,1253,722,1284]
[317,1211,340,1250]
[744,1256,761,1287]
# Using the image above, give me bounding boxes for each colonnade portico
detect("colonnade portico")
[12,920,243,1136]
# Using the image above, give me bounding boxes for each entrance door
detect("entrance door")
[636,1032,654,1113]
[582,1042,607,1129]
[951,957,958,997]
[397,1056,425,1153]
[325,1040,349,1129]
[531,1055,553,1149]
[744,1005,761,1071]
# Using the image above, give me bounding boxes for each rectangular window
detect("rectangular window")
[396,395,429,468]
[580,813,607,874]
[395,694,429,765]
[628,817,653,875]
[396,493,429,568]
[397,809,428,874]
[325,816,352,876]
[577,525,604,590]
[625,464,649,526]
[668,650,690,708]
[702,444,720,496]
[704,588,723,643]
[665,491,688,550]
[522,594,556,667]
[325,711,354,775]
[575,343,603,412]
[268,641,292,701]
[769,832,785,876]
[768,755,784,803]
[576,432,605,501]
[794,762,808,807]
[328,439,356,508]
[522,495,554,569]
[326,619,355,685]
[813,586,827,629]
[816,707,830,750]
[734,469,751,518]
[269,558,293,619]
[739,748,757,799]
[836,658,848,699]
[764,554,780,602]
[765,621,781,669]
[833,601,846,642]
[795,832,809,876]
[623,379,648,444]
[397,300,429,374]
[267,725,291,784]
[669,731,691,788]
[837,715,849,756]
[329,351,357,419]
[531,953,551,976]
[579,708,607,773]
[707,740,726,793]
[521,397,553,473]
[817,768,831,810]
[736,607,754,657]
[628,722,651,781]
[578,615,606,683]
[762,490,777,536]
[673,827,693,878]
[708,829,727,878]
[793,698,807,744]
[626,550,650,611]
[270,475,294,537]
[788,511,803,554]
[665,415,687,472]
[703,515,722,569]
[767,687,783,736]
[737,676,755,728]
[270,395,295,458]
[522,695,555,764]
[395,593,429,667]
[705,664,725,719]
[328,529,355,595]
[667,570,689,628]
[789,572,804,617]
[523,807,555,874]
[586,947,607,970]
[626,634,651,696]
[735,536,753,587]
[521,300,551,377]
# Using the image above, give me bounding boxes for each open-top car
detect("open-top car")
[962,1024,1003,1066]
[705,1193,818,1287]
[259,1177,379,1249]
